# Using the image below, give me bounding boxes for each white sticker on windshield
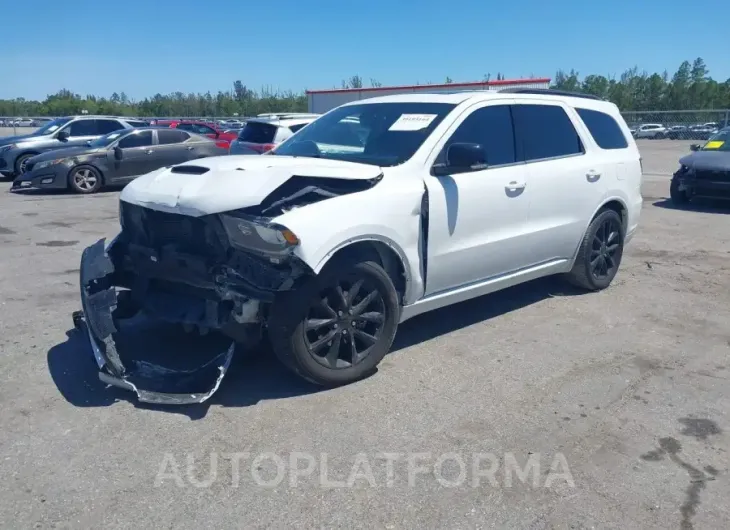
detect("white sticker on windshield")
[388,114,438,131]
[47,125,59,132]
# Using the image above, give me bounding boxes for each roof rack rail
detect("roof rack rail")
[499,88,602,101]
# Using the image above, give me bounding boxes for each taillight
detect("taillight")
[257,143,276,153]
[216,141,228,149]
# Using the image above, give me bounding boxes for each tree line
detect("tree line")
[0,58,728,118]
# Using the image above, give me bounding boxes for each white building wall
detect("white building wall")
[308,80,551,114]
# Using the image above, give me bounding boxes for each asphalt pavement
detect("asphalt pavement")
[0,143,728,529]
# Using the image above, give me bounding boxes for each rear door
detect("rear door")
[155,129,196,166]
[512,101,604,265]
[111,130,155,182]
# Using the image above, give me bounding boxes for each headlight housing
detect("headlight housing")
[219,210,299,256]
[33,158,66,171]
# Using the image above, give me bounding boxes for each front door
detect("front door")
[422,103,533,295]
[111,130,155,182]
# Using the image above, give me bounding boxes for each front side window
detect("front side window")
[96,119,124,135]
[273,102,456,166]
[118,130,153,148]
[512,104,583,162]
[576,108,629,150]
[66,119,98,137]
[437,105,517,169]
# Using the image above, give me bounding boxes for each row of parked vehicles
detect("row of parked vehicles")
[0,113,321,193]
[630,122,721,140]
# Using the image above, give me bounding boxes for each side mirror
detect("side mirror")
[113,146,123,160]
[432,143,486,176]
[57,130,70,141]
[690,143,701,152]
[215,131,220,138]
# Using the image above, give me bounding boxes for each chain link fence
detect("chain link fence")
[621,110,730,140]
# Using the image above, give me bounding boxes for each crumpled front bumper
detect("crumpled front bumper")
[75,238,235,405]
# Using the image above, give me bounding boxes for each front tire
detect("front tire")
[670,178,690,206]
[567,209,624,291]
[68,165,102,194]
[268,257,400,387]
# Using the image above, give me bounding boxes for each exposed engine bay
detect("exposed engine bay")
[75,169,383,404]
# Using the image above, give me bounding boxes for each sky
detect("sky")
[3,0,729,101]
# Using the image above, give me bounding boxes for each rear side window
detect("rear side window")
[512,104,583,161]
[289,123,308,133]
[576,108,629,150]
[126,120,148,127]
[238,121,277,144]
[157,129,190,144]
[118,130,153,148]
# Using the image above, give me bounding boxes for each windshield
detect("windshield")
[702,129,729,151]
[272,102,456,166]
[34,117,71,136]
[89,130,126,148]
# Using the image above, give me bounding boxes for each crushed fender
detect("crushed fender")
[76,238,236,405]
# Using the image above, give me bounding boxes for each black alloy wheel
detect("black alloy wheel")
[567,208,624,291]
[268,258,400,387]
[304,277,386,369]
[589,215,621,281]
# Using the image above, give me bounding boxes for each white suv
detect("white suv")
[228,113,320,154]
[76,89,642,404]
[634,123,667,139]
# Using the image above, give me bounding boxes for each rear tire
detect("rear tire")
[567,209,624,291]
[670,178,690,206]
[268,257,400,387]
[68,165,103,194]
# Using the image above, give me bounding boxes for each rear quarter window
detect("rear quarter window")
[238,122,277,144]
[577,108,629,150]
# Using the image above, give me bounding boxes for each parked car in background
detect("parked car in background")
[634,123,667,139]
[667,125,690,140]
[12,127,227,194]
[154,120,237,147]
[0,115,148,177]
[688,124,719,140]
[670,128,730,205]
[229,114,319,154]
[13,118,34,127]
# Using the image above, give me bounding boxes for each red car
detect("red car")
[152,120,236,148]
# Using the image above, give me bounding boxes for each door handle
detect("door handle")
[505,180,527,191]
[586,171,602,182]
[145,149,153,155]
[186,146,194,150]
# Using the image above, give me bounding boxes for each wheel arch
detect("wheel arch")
[313,237,411,305]
[569,197,629,266]
[14,151,40,172]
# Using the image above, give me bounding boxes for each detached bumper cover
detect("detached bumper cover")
[76,238,235,405]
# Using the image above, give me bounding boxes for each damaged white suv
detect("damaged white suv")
[75,89,642,404]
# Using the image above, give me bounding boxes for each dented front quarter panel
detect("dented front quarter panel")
[273,167,427,304]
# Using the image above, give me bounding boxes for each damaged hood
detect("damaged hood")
[120,155,383,217]
[679,151,730,171]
